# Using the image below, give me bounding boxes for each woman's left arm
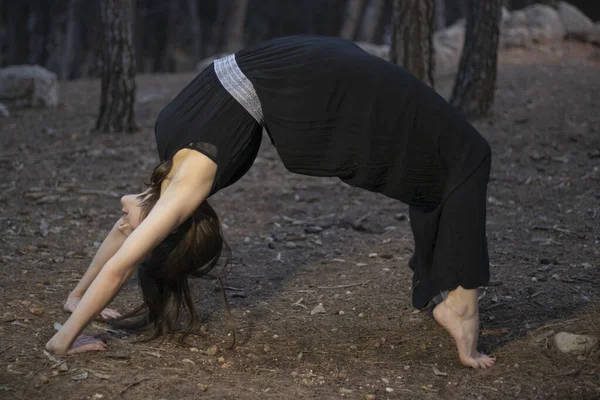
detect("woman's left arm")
[46,150,217,354]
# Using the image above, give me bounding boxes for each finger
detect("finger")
[68,343,108,354]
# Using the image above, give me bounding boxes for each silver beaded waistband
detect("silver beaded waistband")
[214,54,264,126]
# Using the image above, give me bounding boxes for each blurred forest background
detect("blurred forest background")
[1,0,598,81]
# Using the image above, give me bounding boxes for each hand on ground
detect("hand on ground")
[68,335,108,354]
[64,298,122,320]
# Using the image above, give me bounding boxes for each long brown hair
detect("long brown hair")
[111,160,230,340]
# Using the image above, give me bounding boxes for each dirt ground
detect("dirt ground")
[1,42,599,400]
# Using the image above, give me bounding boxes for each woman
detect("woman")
[47,36,495,368]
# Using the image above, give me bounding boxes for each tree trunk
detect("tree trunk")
[357,0,384,42]
[389,0,435,88]
[450,0,501,118]
[188,0,202,61]
[60,0,79,80]
[95,0,138,133]
[6,1,29,65]
[207,0,228,55]
[224,0,249,53]
[28,0,51,66]
[434,0,446,30]
[339,0,365,40]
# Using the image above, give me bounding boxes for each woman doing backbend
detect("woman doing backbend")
[47,36,495,369]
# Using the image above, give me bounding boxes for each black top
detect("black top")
[155,35,489,207]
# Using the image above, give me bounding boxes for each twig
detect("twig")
[316,280,371,290]
[0,344,15,354]
[119,378,151,396]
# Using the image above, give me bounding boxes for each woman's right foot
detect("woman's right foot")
[432,288,496,369]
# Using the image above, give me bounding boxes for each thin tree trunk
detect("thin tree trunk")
[134,0,146,73]
[389,0,435,88]
[434,0,446,30]
[450,0,501,118]
[6,1,29,65]
[0,1,2,67]
[207,0,228,55]
[340,0,365,40]
[224,0,248,53]
[357,0,384,42]
[162,0,179,71]
[188,0,202,61]
[28,0,49,65]
[60,0,79,80]
[95,0,138,133]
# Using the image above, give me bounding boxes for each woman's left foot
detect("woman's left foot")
[433,298,496,369]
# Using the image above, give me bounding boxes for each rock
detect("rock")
[554,332,597,355]
[589,23,600,46]
[0,65,58,108]
[501,26,533,48]
[501,6,511,24]
[310,303,326,315]
[196,53,229,72]
[434,22,465,53]
[523,4,566,43]
[206,344,219,356]
[505,10,528,29]
[0,102,9,117]
[557,1,594,41]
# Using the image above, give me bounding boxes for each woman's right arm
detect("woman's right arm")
[64,218,129,319]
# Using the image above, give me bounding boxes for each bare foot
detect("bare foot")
[433,299,496,369]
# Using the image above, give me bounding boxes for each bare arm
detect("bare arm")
[67,218,128,299]
[46,150,217,354]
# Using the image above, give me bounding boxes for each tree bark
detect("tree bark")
[357,0,384,42]
[188,0,202,61]
[339,0,365,40]
[434,0,446,30]
[60,0,79,80]
[6,1,29,65]
[223,0,248,53]
[95,0,138,133]
[389,0,435,88]
[450,0,501,118]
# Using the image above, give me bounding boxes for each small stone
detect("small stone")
[338,310,345,315]
[551,274,560,280]
[40,376,50,384]
[340,388,354,394]
[263,344,271,353]
[285,241,297,249]
[305,225,323,234]
[531,277,538,282]
[273,334,279,339]
[206,345,218,356]
[58,363,69,372]
[217,357,225,363]
[554,332,598,354]
[358,313,365,318]
[394,213,407,221]
[385,387,394,393]
[368,253,378,258]
[197,384,208,392]
[310,303,326,315]
[71,371,88,380]
[92,395,104,399]
[29,308,44,315]
[190,347,199,352]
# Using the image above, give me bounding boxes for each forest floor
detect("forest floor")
[1,41,599,400]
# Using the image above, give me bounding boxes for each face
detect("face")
[119,192,147,234]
